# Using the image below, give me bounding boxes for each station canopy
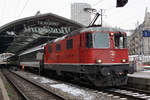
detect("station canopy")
[0,13,84,55]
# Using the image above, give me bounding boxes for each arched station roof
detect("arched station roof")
[0,13,84,54]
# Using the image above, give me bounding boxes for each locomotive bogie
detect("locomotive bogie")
[44,63,129,87]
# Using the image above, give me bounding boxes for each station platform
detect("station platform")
[0,77,10,100]
[128,70,150,91]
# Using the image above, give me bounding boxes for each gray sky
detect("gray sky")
[0,0,149,30]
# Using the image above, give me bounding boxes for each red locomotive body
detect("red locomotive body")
[44,27,129,87]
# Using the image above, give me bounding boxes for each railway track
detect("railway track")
[2,70,63,100]
[104,87,150,100]
[6,70,130,100]
[120,86,150,95]
[4,70,150,100]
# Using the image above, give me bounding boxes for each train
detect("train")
[7,11,130,87]
[8,26,130,87]
[43,27,129,87]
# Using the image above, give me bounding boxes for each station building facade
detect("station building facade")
[128,9,150,56]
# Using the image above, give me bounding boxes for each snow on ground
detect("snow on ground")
[142,70,150,73]
[15,71,99,100]
[32,76,38,79]
[31,76,57,84]
[30,75,97,99]
[40,77,57,83]
[50,83,96,100]
[128,70,150,79]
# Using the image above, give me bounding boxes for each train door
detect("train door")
[79,33,83,63]
[66,35,81,63]
[75,35,81,63]
[80,32,93,63]
[56,43,61,63]
[79,33,87,63]
[44,46,48,63]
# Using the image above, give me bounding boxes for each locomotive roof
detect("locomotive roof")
[48,26,126,44]
[80,27,126,33]
[68,27,126,37]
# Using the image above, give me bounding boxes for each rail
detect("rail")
[3,70,63,100]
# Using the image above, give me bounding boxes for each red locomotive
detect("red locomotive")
[44,27,129,87]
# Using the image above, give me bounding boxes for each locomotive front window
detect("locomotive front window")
[93,32,109,48]
[114,33,127,48]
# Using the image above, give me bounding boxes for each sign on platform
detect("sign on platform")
[142,30,150,37]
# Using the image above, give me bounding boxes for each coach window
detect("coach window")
[66,39,73,49]
[48,45,52,53]
[56,44,61,51]
[85,33,93,48]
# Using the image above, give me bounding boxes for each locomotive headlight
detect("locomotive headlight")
[97,59,102,64]
[122,59,127,63]
[110,32,114,36]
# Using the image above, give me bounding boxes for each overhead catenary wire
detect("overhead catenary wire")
[89,0,117,27]
[91,0,137,29]
[92,0,105,7]
[0,0,6,26]
[18,0,29,18]
[15,0,21,18]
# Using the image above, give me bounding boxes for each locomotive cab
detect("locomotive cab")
[80,31,129,64]
[78,30,129,86]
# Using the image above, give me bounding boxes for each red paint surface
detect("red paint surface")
[44,31,129,64]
